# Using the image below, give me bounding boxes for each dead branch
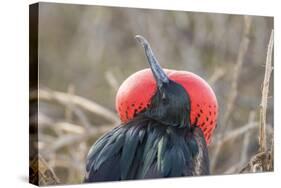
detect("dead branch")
[65,84,75,122]
[213,121,258,146]
[47,125,114,152]
[259,30,274,152]
[73,107,92,129]
[38,113,114,152]
[63,85,93,130]
[211,16,252,172]
[208,67,225,86]
[222,16,252,128]
[269,136,274,170]
[240,138,274,173]
[29,155,60,185]
[105,70,120,91]
[240,111,255,165]
[223,111,256,174]
[34,88,120,124]
[240,151,272,173]
[37,112,115,146]
[212,121,273,171]
[38,113,85,134]
[240,29,274,173]
[211,122,257,171]
[55,122,86,134]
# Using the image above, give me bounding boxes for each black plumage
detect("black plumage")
[85,116,209,182]
[84,35,210,182]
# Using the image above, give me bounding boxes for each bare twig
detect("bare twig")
[211,122,257,171]
[55,122,86,134]
[222,16,252,128]
[213,121,258,146]
[29,155,60,185]
[70,105,92,130]
[34,88,120,123]
[223,111,256,174]
[240,151,267,173]
[212,122,273,172]
[208,67,225,86]
[38,113,85,134]
[268,136,274,170]
[105,70,120,91]
[240,29,274,173]
[47,125,114,152]
[259,30,274,152]
[37,113,114,152]
[57,84,94,182]
[62,84,92,130]
[65,84,75,122]
[240,111,255,165]
[240,133,250,164]
[211,16,252,172]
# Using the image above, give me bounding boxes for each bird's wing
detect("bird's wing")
[191,126,210,175]
[137,124,208,178]
[84,120,209,182]
[85,126,123,182]
[84,122,148,182]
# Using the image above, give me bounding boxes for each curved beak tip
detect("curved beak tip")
[135,35,169,87]
[135,35,147,47]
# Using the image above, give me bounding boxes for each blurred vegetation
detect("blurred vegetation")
[35,2,273,185]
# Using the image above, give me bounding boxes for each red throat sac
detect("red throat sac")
[116,69,218,145]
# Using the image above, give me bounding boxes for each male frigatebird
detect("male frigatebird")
[84,35,218,182]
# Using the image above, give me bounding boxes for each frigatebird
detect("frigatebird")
[84,35,218,182]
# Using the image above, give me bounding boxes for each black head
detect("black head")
[135,35,191,128]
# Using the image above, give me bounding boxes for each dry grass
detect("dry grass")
[240,29,274,173]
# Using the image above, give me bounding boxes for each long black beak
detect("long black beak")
[135,35,169,88]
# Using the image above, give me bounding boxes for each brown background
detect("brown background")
[36,2,273,184]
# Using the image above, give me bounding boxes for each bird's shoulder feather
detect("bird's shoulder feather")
[84,118,209,182]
